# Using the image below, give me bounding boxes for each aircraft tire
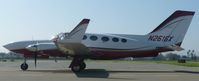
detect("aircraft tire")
[71,65,81,72]
[80,62,86,70]
[20,63,28,71]
[71,62,86,72]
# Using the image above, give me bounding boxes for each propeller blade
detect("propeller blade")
[32,37,38,68]
[34,42,38,68]
[34,52,37,68]
[54,57,57,63]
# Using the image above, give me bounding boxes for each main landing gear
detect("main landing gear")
[69,57,86,72]
[20,57,28,71]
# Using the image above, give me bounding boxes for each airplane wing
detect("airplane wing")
[53,19,90,55]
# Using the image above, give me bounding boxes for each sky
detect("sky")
[0,0,199,55]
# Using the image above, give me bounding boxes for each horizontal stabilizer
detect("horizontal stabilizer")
[166,45,184,51]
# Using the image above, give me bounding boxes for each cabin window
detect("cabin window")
[101,37,109,42]
[121,38,127,43]
[83,35,87,40]
[90,36,98,41]
[112,37,119,42]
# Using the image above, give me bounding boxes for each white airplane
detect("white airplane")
[4,10,195,72]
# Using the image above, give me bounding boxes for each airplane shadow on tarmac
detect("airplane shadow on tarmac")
[26,69,199,78]
[27,69,109,78]
[74,69,109,78]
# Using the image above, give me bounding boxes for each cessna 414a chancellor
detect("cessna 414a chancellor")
[4,10,195,72]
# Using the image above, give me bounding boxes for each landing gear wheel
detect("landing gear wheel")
[80,62,86,70]
[20,63,28,71]
[71,65,81,72]
[71,62,86,72]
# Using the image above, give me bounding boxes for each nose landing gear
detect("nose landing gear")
[20,63,28,71]
[20,57,28,71]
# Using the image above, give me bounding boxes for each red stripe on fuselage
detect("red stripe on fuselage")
[10,47,171,59]
[88,47,172,59]
[90,50,159,59]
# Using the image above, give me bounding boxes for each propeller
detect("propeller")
[54,56,57,63]
[34,46,38,68]
[32,40,39,68]
[26,38,41,68]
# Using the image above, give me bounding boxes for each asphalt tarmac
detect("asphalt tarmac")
[0,60,198,81]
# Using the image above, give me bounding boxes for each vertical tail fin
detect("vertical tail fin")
[147,10,195,46]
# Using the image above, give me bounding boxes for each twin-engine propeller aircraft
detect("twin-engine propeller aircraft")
[4,10,195,72]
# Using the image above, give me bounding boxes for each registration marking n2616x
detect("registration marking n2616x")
[148,35,174,42]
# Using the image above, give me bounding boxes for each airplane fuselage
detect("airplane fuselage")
[4,33,172,59]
